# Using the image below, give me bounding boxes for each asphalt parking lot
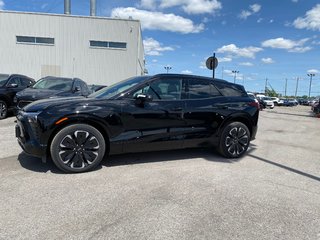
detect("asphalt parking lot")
[0,106,319,240]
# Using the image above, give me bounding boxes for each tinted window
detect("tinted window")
[0,74,9,87]
[109,42,126,49]
[80,81,89,95]
[133,78,183,100]
[33,78,73,91]
[214,82,247,97]
[188,78,221,99]
[90,40,127,49]
[21,78,34,87]
[8,77,21,86]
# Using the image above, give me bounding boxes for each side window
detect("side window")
[7,77,21,87]
[187,78,221,99]
[214,82,246,97]
[73,81,81,92]
[80,82,89,95]
[132,78,183,100]
[21,78,33,87]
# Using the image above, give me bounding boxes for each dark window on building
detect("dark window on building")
[188,79,221,99]
[109,41,127,49]
[16,36,54,45]
[90,40,127,49]
[214,82,247,97]
[90,41,109,48]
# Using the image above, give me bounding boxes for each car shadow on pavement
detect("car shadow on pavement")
[103,148,247,167]
[247,153,320,182]
[17,146,256,173]
[17,153,62,173]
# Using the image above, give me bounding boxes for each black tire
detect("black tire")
[219,122,250,158]
[50,124,106,173]
[0,100,8,119]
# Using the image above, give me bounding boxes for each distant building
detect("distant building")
[0,10,145,85]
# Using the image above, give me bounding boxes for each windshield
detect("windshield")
[0,74,9,87]
[90,76,149,99]
[263,97,272,100]
[33,77,73,91]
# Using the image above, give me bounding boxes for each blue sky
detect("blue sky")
[1,0,320,96]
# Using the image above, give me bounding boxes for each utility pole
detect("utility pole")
[265,78,268,95]
[295,77,299,97]
[164,65,172,73]
[307,73,315,98]
[284,78,288,98]
[232,70,239,83]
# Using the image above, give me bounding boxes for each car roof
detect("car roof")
[149,73,230,84]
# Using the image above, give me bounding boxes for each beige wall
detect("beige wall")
[0,11,145,85]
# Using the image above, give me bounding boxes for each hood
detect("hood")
[16,88,71,101]
[23,96,87,112]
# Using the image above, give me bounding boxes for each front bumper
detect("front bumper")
[15,115,47,158]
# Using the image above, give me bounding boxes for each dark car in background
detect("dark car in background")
[15,76,90,109]
[16,74,260,173]
[88,84,107,93]
[0,74,35,119]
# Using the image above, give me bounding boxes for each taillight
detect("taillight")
[248,100,260,109]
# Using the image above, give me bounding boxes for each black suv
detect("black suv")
[0,74,35,119]
[16,74,259,173]
[15,76,91,109]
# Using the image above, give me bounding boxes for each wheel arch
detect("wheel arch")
[46,116,111,159]
[218,114,253,138]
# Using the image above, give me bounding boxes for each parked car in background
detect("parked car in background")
[261,97,274,109]
[15,76,90,109]
[88,84,107,93]
[247,92,262,110]
[16,74,260,173]
[0,74,35,119]
[270,97,280,106]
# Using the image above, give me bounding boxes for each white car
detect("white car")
[261,97,275,109]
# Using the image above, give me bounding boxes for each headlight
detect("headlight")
[22,111,41,123]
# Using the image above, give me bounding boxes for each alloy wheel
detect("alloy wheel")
[58,130,100,169]
[225,127,249,156]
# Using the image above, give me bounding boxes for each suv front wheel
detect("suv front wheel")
[50,124,106,173]
[219,122,250,158]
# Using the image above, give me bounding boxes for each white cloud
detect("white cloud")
[293,4,320,31]
[250,4,261,13]
[239,62,253,66]
[307,69,319,74]
[143,37,174,56]
[219,57,232,62]
[261,37,312,53]
[239,3,261,19]
[152,59,158,63]
[216,44,263,59]
[181,70,193,74]
[0,0,4,10]
[261,58,274,64]
[139,0,157,10]
[111,7,204,34]
[160,0,222,14]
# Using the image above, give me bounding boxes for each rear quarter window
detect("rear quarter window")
[214,82,247,97]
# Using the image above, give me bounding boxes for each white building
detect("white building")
[0,10,145,85]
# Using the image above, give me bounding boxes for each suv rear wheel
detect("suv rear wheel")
[51,124,106,173]
[0,100,8,119]
[219,122,250,158]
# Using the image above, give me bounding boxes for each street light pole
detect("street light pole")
[307,73,315,98]
[232,70,239,83]
[164,65,172,73]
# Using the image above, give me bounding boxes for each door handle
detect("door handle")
[213,105,229,109]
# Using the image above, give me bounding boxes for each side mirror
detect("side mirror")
[7,83,18,88]
[135,94,153,106]
[74,86,81,92]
